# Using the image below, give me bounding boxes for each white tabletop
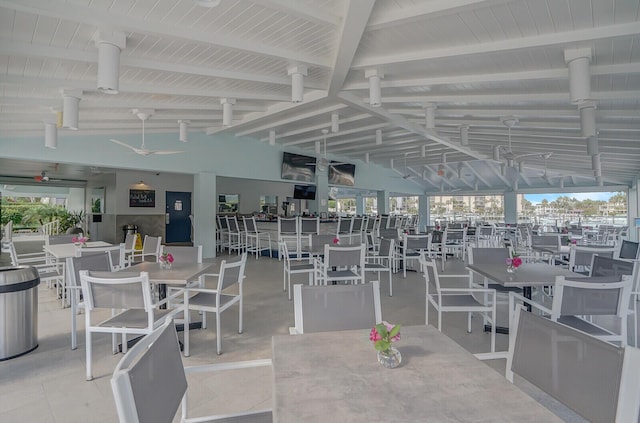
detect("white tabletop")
[467,262,579,288]
[272,325,562,422]
[43,241,112,259]
[127,261,217,285]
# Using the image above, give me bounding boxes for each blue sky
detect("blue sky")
[524,192,616,204]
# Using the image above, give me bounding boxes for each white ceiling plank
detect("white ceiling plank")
[259,114,371,141]
[253,0,340,27]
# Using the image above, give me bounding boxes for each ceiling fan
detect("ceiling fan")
[308,129,347,172]
[110,109,184,156]
[393,153,418,180]
[494,117,551,167]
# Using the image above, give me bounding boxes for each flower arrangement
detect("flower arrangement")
[333,237,340,244]
[71,236,88,245]
[370,321,401,354]
[159,252,174,264]
[505,252,522,272]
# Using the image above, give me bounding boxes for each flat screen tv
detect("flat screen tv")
[282,152,316,183]
[293,184,316,200]
[328,162,356,186]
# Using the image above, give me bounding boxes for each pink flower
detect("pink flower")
[571,239,577,244]
[505,258,513,266]
[333,237,340,244]
[72,236,78,243]
[383,321,401,342]
[369,327,382,342]
[166,253,174,263]
[160,253,174,263]
[512,257,522,268]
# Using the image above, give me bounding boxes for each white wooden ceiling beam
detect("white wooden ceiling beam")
[284,122,389,147]
[378,91,640,104]
[367,0,505,31]
[259,114,371,141]
[353,21,640,68]
[462,162,492,188]
[0,0,330,68]
[327,0,376,95]
[235,104,348,137]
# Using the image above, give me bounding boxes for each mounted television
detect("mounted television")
[293,184,316,200]
[282,152,316,183]
[328,162,356,186]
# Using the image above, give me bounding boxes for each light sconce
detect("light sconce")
[221,98,235,127]
[269,130,276,145]
[423,103,436,129]
[61,89,82,130]
[564,47,593,104]
[331,113,339,133]
[178,120,190,142]
[365,69,383,107]
[44,120,57,149]
[94,30,126,94]
[287,64,307,103]
[460,125,469,146]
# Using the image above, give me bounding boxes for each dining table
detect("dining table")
[43,241,112,260]
[272,325,563,422]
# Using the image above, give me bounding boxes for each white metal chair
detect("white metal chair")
[315,243,366,286]
[178,253,248,356]
[226,216,245,255]
[420,255,497,354]
[123,232,137,266]
[567,244,615,274]
[506,306,640,423]
[65,252,113,349]
[400,233,431,278]
[290,280,382,334]
[365,238,395,296]
[336,216,353,243]
[79,270,183,380]
[277,216,299,260]
[79,243,126,271]
[8,241,63,292]
[508,274,634,347]
[129,235,162,263]
[243,216,272,259]
[111,319,272,423]
[280,241,315,300]
[216,215,230,252]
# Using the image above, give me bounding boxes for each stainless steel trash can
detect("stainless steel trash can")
[0,266,39,360]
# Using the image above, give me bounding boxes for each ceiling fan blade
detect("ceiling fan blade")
[147,150,184,155]
[110,139,141,152]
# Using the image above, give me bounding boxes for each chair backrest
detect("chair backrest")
[124,233,137,251]
[379,215,389,229]
[378,228,399,240]
[590,255,636,278]
[111,319,187,423]
[225,216,240,233]
[7,242,21,266]
[216,252,247,291]
[444,228,466,243]
[79,271,152,311]
[277,217,298,235]
[323,243,365,269]
[552,275,632,319]
[569,245,615,271]
[161,245,203,264]
[217,215,229,231]
[242,216,257,233]
[300,217,320,235]
[478,226,494,236]
[377,238,395,258]
[403,234,430,251]
[531,234,560,247]
[419,256,442,293]
[351,217,364,232]
[366,216,377,231]
[337,216,353,234]
[617,240,640,260]
[141,235,160,255]
[66,252,113,289]
[430,230,443,245]
[507,306,640,423]
[79,244,124,270]
[467,247,509,266]
[293,281,382,334]
[310,234,336,249]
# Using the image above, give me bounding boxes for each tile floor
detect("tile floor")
[0,244,614,422]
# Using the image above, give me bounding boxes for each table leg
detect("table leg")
[523,286,533,312]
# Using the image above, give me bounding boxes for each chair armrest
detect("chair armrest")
[184,359,272,374]
[440,288,496,295]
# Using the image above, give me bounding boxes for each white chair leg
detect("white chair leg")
[184,292,190,357]
[467,312,472,333]
[239,297,243,334]
[85,324,92,381]
[216,311,222,355]
[71,296,77,350]
[388,270,393,297]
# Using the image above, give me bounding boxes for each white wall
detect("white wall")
[115,170,194,214]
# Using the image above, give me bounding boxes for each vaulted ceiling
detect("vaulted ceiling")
[1,0,639,193]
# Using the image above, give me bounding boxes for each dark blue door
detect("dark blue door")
[166,191,192,243]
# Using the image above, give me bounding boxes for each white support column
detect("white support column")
[355,193,364,216]
[504,190,518,225]
[628,178,638,242]
[312,171,329,216]
[377,190,389,215]
[419,194,429,232]
[194,172,217,258]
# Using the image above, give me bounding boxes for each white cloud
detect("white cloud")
[571,192,612,202]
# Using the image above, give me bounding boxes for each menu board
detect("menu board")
[129,189,156,208]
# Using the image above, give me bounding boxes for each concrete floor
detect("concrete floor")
[0,242,603,422]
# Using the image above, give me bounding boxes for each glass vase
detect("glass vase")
[377,346,402,369]
[506,264,516,273]
[160,261,172,270]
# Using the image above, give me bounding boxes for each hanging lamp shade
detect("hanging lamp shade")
[178,120,189,142]
[221,98,235,127]
[44,121,57,149]
[61,89,82,130]
[287,65,307,103]
[365,69,383,107]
